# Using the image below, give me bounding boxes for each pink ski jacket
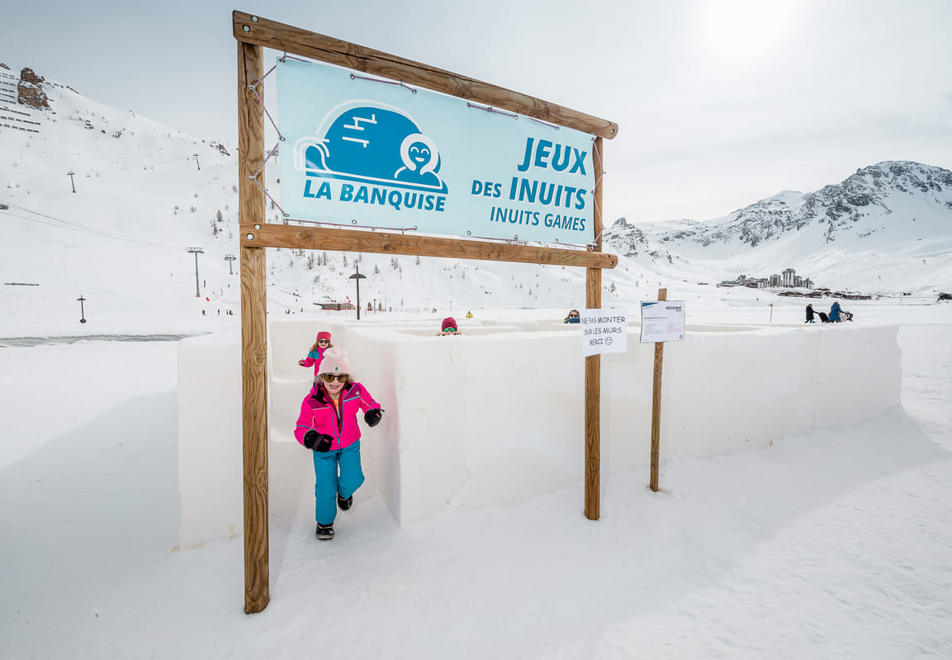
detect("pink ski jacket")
[299,346,328,376]
[293,381,380,451]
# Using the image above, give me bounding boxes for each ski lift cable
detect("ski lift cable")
[0,199,184,249]
[4,209,177,248]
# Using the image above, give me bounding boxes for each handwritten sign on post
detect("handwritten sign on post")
[580,308,628,356]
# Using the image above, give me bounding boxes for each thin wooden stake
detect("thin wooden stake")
[649,287,667,492]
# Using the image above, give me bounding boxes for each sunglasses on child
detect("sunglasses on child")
[568,314,579,319]
[317,339,329,345]
[320,373,349,383]
[443,327,457,333]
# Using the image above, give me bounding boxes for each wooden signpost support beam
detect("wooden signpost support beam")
[234,11,617,613]
[238,39,270,614]
[241,224,616,269]
[232,11,617,140]
[584,137,605,520]
[649,287,667,492]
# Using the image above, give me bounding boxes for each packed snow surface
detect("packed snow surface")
[2,301,950,658]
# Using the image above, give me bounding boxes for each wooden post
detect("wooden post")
[649,287,667,492]
[240,224,615,269]
[584,137,604,520]
[232,11,618,140]
[232,12,619,611]
[238,40,270,614]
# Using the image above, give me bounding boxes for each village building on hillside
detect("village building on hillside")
[718,267,814,290]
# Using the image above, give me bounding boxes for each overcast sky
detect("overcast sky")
[2,0,951,222]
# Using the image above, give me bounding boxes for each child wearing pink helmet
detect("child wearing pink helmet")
[298,330,332,376]
[293,347,383,541]
[440,316,461,335]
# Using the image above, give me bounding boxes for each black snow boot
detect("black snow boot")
[315,523,335,541]
[337,494,353,511]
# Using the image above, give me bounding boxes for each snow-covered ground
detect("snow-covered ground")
[1,300,949,659]
[3,54,950,660]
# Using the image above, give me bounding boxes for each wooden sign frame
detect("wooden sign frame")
[234,10,618,613]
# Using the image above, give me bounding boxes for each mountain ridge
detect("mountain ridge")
[604,161,952,292]
[1,63,950,335]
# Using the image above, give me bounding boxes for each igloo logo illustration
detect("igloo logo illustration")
[294,102,448,194]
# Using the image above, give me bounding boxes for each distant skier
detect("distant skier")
[829,301,842,323]
[298,331,332,377]
[293,348,383,541]
[805,304,815,323]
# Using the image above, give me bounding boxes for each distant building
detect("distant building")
[720,270,811,290]
[314,301,355,310]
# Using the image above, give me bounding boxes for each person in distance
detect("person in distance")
[298,330,333,377]
[440,316,461,335]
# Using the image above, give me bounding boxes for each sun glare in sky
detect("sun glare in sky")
[700,0,797,62]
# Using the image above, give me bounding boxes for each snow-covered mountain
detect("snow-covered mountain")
[605,162,952,293]
[2,63,949,336]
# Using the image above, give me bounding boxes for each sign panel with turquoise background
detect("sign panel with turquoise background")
[277,58,595,243]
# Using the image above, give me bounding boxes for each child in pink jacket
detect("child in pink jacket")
[298,331,332,376]
[294,347,382,540]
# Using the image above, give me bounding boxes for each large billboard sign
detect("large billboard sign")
[277,58,595,244]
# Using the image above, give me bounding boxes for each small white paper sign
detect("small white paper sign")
[640,300,686,343]
[580,308,629,356]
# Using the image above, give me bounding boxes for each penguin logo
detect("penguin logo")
[295,102,447,194]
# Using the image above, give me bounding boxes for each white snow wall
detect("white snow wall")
[177,318,901,547]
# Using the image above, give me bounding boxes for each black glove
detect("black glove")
[303,430,333,452]
[364,408,383,427]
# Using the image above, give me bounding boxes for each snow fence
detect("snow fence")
[177,316,901,547]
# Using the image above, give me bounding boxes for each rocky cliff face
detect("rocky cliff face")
[18,67,49,110]
[800,162,952,242]
[605,217,650,257]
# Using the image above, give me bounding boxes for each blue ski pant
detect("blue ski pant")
[312,440,364,526]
